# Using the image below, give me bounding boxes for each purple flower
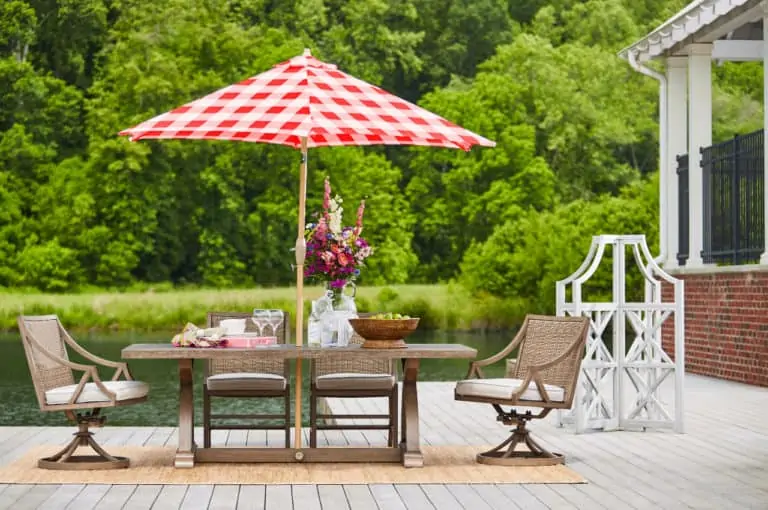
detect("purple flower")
[330,279,346,288]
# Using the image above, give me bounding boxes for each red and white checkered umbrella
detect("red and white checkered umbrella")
[120,49,494,448]
[120,49,495,150]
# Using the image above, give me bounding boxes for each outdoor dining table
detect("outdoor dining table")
[121,343,477,468]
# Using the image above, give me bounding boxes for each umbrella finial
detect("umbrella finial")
[303,48,312,57]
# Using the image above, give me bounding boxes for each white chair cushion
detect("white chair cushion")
[455,378,566,403]
[316,373,396,391]
[206,373,286,392]
[45,380,149,405]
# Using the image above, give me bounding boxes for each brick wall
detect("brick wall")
[662,267,768,386]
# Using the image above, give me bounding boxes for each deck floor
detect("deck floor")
[0,374,766,509]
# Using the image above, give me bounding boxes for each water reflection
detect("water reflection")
[0,329,511,426]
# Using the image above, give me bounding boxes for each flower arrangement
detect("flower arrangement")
[305,178,372,288]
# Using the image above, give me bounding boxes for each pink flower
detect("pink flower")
[321,251,335,264]
[355,199,365,234]
[323,178,331,217]
[338,253,351,266]
[314,218,328,240]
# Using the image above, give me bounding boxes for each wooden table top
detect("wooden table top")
[122,343,477,360]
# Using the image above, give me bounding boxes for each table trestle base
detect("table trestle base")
[194,447,403,464]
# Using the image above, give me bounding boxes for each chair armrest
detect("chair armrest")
[26,339,117,405]
[26,334,98,373]
[68,368,117,405]
[61,330,134,381]
[61,330,123,368]
[465,325,527,379]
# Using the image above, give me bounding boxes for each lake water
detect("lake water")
[0,330,511,426]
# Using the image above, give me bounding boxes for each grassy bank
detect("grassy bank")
[1,284,526,333]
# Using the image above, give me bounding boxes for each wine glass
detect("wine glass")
[263,309,285,336]
[251,309,271,336]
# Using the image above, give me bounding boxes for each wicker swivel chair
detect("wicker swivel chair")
[204,311,291,447]
[18,315,149,469]
[309,314,398,448]
[455,315,588,465]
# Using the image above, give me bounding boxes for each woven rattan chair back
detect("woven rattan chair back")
[509,315,587,408]
[18,315,75,409]
[206,311,290,377]
[313,313,393,377]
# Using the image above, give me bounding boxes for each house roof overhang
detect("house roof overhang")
[619,0,765,62]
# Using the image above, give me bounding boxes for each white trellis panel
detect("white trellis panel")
[556,235,685,433]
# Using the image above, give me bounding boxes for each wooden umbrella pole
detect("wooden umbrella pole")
[294,137,309,450]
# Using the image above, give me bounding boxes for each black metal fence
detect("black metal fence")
[676,154,689,265]
[676,129,764,266]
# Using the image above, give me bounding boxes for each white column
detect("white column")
[665,57,688,268]
[760,4,768,264]
[687,44,713,267]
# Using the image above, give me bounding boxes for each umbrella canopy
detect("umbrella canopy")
[120,49,495,150]
[120,49,495,449]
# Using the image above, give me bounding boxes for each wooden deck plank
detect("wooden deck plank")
[495,485,549,510]
[227,429,248,448]
[523,485,580,510]
[585,425,764,508]
[392,485,434,510]
[208,485,239,510]
[369,484,408,510]
[180,484,214,510]
[469,484,522,510]
[37,484,85,510]
[129,427,158,446]
[419,484,462,510]
[343,485,379,510]
[64,484,110,510]
[236,485,265,510]
[265,430,286,448]
[12,484,59,509]
[102,426,139,446]
[144,427,174,447]
[123,485,160,510]
[0,374,762,510]
[0,484,38,509]
[151,485,188,510]
[245,429,265,447]
[292,484,321,510]
[444,484,493,510]
[318,485,350,510]
[545,484,608,510]
[264,485,291,510]
[0,427,66,465]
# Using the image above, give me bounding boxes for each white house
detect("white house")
[619,0,768,387]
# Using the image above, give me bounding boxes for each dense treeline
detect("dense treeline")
[0,0,763,311]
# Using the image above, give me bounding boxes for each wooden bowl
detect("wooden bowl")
[348,318,420,349]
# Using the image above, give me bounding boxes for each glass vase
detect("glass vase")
[325,280,357,312]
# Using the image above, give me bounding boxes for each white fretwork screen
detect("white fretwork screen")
[556,235,684,433]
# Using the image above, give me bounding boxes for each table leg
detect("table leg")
[176,359,196,468]
[400,358,423,467]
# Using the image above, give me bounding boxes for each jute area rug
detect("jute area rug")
[0,446,584,485]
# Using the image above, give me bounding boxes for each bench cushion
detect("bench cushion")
[316,373,395,391]
[455,378,565,403]
[206,373,286,392]
[45,380,149,405]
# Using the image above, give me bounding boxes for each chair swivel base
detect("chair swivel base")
[39,452,129,470]
[39,414,129,470]
[476,450,564,466]
[477,420,564,466]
